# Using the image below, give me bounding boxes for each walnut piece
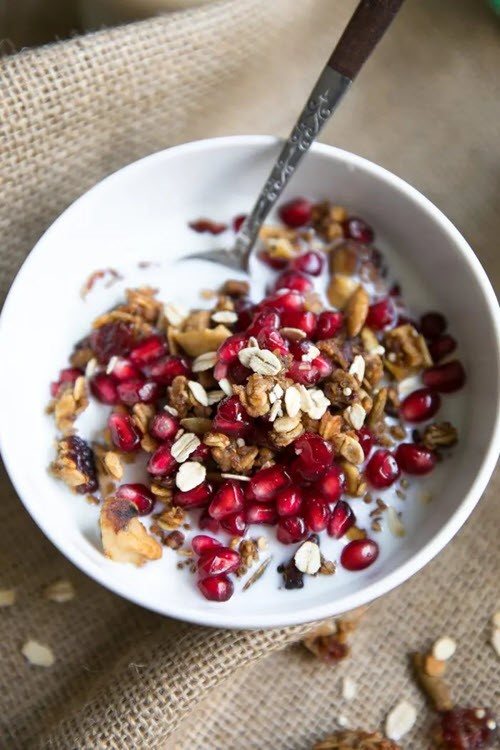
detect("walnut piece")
[316,338,349,369]
[209,438,259,474]
[384,324,432,380]
[422,421,458,450]
[318,411,343,440]
[311,201,346,241]
[221,279,250,297]
[100,496,162,566]
[51,377,89,435]
[233,374,275,417]
[324,370,360,409]
[125,287,163,323]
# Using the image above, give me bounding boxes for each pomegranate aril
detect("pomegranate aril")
[199,509,220,533]
[276,485,303,517]
[274,270,313,294]
[256,328,289,356]
[250,465,290,501]
[341,539,379,571]
[290,432,333,481]
[429,334,457,362]
[232,213,247,232]
[130,335,167,367]
[90,373,119,404]
[279,197,312,228]
[90,322,133,363]
[315,311,344,340]
[281,310,317,337]
[246,503,278,525]
[277,516,307,544]
[343,217,374,244]
[356,427,374,457]
[198,574,234,602]
[312,353,333,380]
[312,465,345,504]
[221,511,247,536]
[228,360,252,384]
[286,359,321,386]
[436,707,498,750]
[292,250,324,276]
[108,357,140,381]
[149,412,180,441]
[258,250,288,270]
[189,218,227,235]
[116,483,155,515]
[190,443,210,462]
[262,289,305,314]
[365,298,395,331]
[191,534,222,556]
[50,367,83,397]
[197,547,240,576]
[212,395,251,438]
[423,360,466,393]
[217,333,247,364]
[143,355,190,384]
[117,378,160,405]
[208,480,245,520]
[247,309,281,337]
[328,500,356,538]
[108,412,142,452]
[365,449,400,488]
[420,311,447,339]
[304,497,330,532]
[233,298,254,331]
[147,444,178,476]
[63,436,98,494]
[400,387,441,423]
[395,443,436,475]
[174,481,213,508]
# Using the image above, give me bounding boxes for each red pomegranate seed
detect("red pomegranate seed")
[436,707,498,749]
[365,449,400,488]
[198,547,240,576]
[274,270,313,294]
[290,432,333,481]
[117,378,160,405]
[429,334,457,362]
[217,333,247,364]
[250,465,290,501]
[221,511,247,536]
[279,197,312,228]
[130,335,167,367]
[312,465,345,504]
[328,500,356,538]
[247,309,281,337]
[292,250,324,276]
[262,289,305,314]
[208,480,245,520]
[149,412,180,441]
[246,503,278,525]
[232,213,247,232]
[277,516,307,544]
[191,534,222,556]
[116,483,155,515]
[108,357,140,381]
[356,427,374,457]
[400,387,441,422]
[286,359,322,386]
[276,486,304,517]
[189,218,227,235]
[90,322,133,363]
[341,539,379,571]
[108,412,141,452]
[312,353,333,380]
[212,395,251,438]
[304,496,330,532]
[174,481,213,508]
[199,509,220,533]
[423,360,466,393]
[343,217,374,244]
[365,298,395,330]
[233,298,254,331]
[147,444,178,476]
[256,328,289,356]
[258,250,288,270]
[281,310,317,337]
[315,311,344,340]
[198,574,234,602]
[143,355,190,384]
[90,373,119,404]
[395,443,436,475]
[50,367,83,397]
[228,360,252,384]
[190,443,210,462]
[420,311,447,339]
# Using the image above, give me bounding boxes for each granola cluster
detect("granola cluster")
[48,197,465,602]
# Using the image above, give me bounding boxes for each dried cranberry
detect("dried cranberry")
[400,388,441,423]
[108,412,142,452]
[328,500,356,538]
[143,355,190,384]
[365,298,395,330]
[365,449,400,488]
[246,503,278,525]
[232,213,247,232]
[395,443,436,475]
[277,515,307,544]
[147,444,178,476]
[343,217,374,244]
[436,707,497,749]
[174,481,213,508]
[189,218,227,235]
[220,511,247,536]
[279,197,312,228]
[117,378,160,405]
[90,373,119,404]
[198,574,234,601]
[197,547,240,576]
[290,432,333,481]
[208,480,245,520]
[423,360,466,393]
[63,436,98,494]
[149,412,180,441]
[250,465,290,501]
[276,485,304,517]
[130,335,167,367]
[116,483,154,515]
[429,334,457,362]
[191,534,222,556]
[315,311,344,340]
[312,465,345,504]
[341,539,379,571]
[291,250,324,276]
[212,396,251,438]
[274,270,313,294]
[303,496,330,532]
[90,322,133,363]
[420,311,447,339]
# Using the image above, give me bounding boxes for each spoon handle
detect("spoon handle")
[235,0,405,269]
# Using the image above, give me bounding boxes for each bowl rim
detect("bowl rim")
[1,134,499,629]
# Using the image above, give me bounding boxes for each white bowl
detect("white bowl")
[0,136,499,629]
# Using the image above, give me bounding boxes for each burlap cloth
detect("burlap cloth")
[1,0,499,747]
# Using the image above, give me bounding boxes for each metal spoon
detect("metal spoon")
[185,0,405,272]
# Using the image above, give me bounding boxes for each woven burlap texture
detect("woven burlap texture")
[1,0,499,748]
